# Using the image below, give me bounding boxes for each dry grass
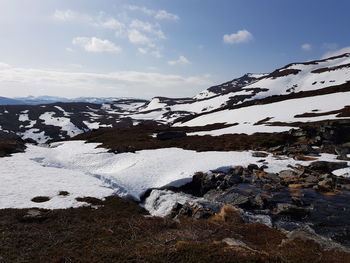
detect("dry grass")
[0,196,349,263]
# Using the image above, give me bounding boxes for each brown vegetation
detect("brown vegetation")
[1,196,349,263]
[0,138,26,157]
[72,124,295,153]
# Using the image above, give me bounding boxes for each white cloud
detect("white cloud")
[0,66,211,98]
[72,37,121,53]
[97,18,125,32]
[126,5,179,21]
[128,29,151,45]
[53,9,125,34]
[168,56,191,66]
[0,62,10,70]
[151,50,162,58]
[223,30,253,44]
[130,19,166,40]
[155,10,179,21]
[138,47,148,54]
[126,5,154,15]
[301,43,312,51]
[322,46,350,59]
[65,47,74,52]
[53,9,78,21]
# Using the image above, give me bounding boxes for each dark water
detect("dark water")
[239,184,350,247]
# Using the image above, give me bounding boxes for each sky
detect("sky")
[0,0,349,99]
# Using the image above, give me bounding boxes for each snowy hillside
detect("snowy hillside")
[0,99,148,143]
[130,53,350,124]
[1,54,350,143]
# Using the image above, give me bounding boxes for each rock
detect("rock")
[316,178,334,191]
[233,166,244,176]
[303,174,319,184]
[224,173,242,185]
[274,203,312,220]
[291,197,305,207]
[209,189,251,208]
[222,238,256,252]
[18,209,49,223]
[278,170,300,180]
[252,151,268,158]
[308,161,348,173]
[113,145,136,153]
[251,194,266,209]
[156,131,187,140]
[247,164,259,171]
[169,201,221,219]
[282,228,350,253]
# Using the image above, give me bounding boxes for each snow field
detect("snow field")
[0,141,348,209]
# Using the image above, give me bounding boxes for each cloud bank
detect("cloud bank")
[0,64,211,98]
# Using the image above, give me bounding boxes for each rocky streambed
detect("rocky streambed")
[144,156,350,247]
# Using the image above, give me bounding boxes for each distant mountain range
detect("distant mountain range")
[0,96,133,105]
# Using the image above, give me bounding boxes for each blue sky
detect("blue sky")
[0,0,349,98]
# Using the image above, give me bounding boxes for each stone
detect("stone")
[278,170,299,180]
[274,203,312,220]
[222,238,255,252]
[18,209,49,223]
[247,164,259,171]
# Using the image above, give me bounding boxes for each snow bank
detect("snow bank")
[178,91,350,135]
[0,141,348,209]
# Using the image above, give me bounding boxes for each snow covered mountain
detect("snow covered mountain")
[0,99,148,143]
[135,53,350,124]
[0,96,132,105]
[1,53,350,143]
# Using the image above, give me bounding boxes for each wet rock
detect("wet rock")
[251,194,266,209]
[278,170,300,181]
[224,173,242,185]
[206,189,251,208]
[169,201,221,219]
[156,131,186,140]
[316,178,334,191]
[274,203,312,220]
[308,161,348,173]
[247,164,259,171]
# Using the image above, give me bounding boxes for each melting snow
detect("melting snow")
[0,141,348,209]
[39,112,82,137]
